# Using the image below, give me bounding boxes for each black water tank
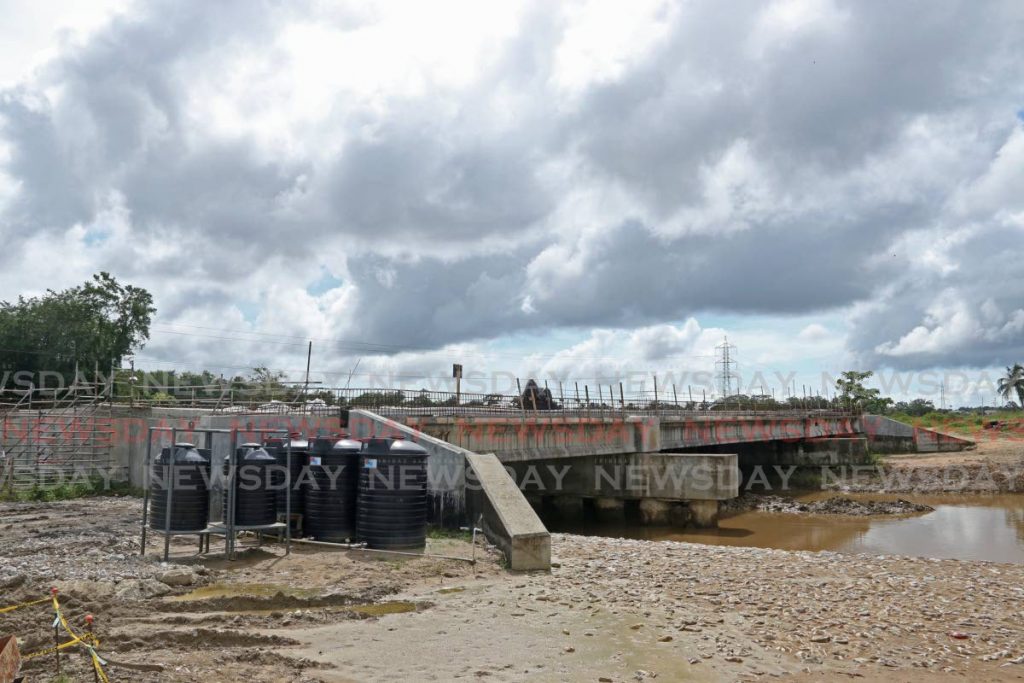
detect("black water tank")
[267,436,309,527]
[223,443,277,527]
[304,435,362,542]
[357,438,429,550]
[150,443,211,532]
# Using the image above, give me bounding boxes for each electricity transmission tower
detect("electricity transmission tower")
[715,336,739,399]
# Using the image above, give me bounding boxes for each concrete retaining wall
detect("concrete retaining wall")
[861,415,973,453]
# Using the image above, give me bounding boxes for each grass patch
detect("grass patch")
[887,410,1023,435]
[0,477,142,502]
[427,526,473,542]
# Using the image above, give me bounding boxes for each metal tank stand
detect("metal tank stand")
[139,425,290,562]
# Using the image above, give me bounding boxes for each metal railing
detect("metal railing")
[180,386,855,420]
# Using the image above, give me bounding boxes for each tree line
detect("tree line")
[2,274,1022,414]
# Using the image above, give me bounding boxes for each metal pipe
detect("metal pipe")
[227,429,237,560]
[285,439,292,556]
[163,427,176,562]
[139,426,153,556]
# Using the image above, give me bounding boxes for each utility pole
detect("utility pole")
[453,364,463,405]
[303,341,313,397]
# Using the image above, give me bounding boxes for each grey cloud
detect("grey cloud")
[850,222,1024,370]
[1,0,1023,372]
[324,115,555,242]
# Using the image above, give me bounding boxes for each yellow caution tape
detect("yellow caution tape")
[7,592,112,681]
[22,635,90,660]
[86,644,111,683]
[0,597,50,613]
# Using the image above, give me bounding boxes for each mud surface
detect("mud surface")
[0,497,502,682]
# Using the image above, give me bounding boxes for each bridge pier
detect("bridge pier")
[688,500,720,528]
[593,496,625,522]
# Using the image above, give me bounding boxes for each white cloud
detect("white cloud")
[797,323,830,342]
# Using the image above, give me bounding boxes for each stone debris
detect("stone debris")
[158,566,199,586]
[0,499,195,592]
[722,494,933,516]
[545,532,1024,679]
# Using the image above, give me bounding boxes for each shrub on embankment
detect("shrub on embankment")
[888,409,1023,437]
[0,478,142,502]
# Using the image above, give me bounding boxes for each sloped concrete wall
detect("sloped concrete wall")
[465,452,551,571]
[350,410,550,571]
[861,415,973,453]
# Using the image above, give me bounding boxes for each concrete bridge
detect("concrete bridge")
[398,411,862,462]
[2,404,973,573]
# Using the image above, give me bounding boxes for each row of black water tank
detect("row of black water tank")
[148,436,429,551]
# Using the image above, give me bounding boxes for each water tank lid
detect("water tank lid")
[158,443,209,464]
[225,445,276,463]
[331,438,362,452]
[361,437,428,457]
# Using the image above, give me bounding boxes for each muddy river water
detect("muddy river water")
[548,492,1024,563]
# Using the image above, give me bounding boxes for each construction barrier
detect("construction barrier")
[0,589,110,682]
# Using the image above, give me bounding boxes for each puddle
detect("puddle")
[164,584,423,618]
[436,587,465,595]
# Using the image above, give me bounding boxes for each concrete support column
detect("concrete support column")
[550,495,585,519]
[638,499,692,526]
[689,499,720,528]
[592,496,625,522]
[638,499,671,525]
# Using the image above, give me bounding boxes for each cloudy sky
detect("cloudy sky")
[1,0,1022,404]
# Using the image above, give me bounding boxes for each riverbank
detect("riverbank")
[826,438,1024,494]
[3,497,1024,681]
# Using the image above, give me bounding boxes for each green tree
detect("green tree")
[245,366,292,402]
[893,398,935,416]
[835,370,893,413]
[997,363,1024,407]
[0,272,155,388]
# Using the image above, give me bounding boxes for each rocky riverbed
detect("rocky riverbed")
[3,497,1024,681]
[722,493,934,516]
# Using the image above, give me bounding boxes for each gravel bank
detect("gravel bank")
[3,497,1024,681]
[722,494,934,515]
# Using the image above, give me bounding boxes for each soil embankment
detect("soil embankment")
[829,437,1024,494]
